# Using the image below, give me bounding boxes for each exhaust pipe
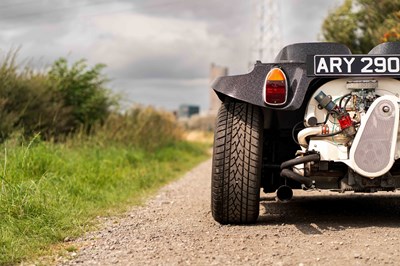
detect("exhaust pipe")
[276,185,293,202]
[280,153,319,189]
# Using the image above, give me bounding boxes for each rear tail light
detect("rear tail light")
[264,68,288,105]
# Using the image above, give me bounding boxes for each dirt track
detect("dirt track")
[60,159,400,265]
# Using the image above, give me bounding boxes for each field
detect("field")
[0,137,209,264]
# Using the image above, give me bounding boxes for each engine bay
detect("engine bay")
[297,78,400,192]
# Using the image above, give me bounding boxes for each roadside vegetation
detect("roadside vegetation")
[0,52,210,264]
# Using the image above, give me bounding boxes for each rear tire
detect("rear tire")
[211,101,263,224]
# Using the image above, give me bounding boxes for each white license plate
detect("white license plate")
[313,55,400,76]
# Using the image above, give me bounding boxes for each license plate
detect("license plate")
[311,55,400,76]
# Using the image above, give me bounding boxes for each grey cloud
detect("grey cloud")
[104,29,250,80]
[112,56,207,80]
[0,0,344,111]
[0,0,76,26]
[125,0,251,38]
[0,0,132,27]
[111,77,209,111]
[280,0,343,44]
[129,0,248,22]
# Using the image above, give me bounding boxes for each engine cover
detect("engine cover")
[350,95,399,178]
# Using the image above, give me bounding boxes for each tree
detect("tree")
[321,0,400,53]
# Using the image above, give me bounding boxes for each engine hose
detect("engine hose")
[280,169,314,188]
[280,153,320,170]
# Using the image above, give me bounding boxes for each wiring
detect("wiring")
[338,93,351,112]
[343,95,352,111]
[318,110,338,125]
[291,121,304,145]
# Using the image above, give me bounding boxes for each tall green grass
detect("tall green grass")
[0,138,208,264]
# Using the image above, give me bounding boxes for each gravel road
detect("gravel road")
[60,159,400,266]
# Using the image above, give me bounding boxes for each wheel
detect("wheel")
[211,101,263,224]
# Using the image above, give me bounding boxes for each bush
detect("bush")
[0,52,66,141]
[93,106,184,150]
[0,52,114,141]
[48,58,114,134]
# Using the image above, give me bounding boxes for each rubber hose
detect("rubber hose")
[280,153,320,170]
[280,169,314,188]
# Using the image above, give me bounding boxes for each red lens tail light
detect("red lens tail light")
[264,68,288,105]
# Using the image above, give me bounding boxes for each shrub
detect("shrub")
[0,53,114,141]
[94,106,184,150]
[48,58,114,134]
[0,52,68,141]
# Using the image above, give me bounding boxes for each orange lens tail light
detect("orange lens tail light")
[264,68,288,105]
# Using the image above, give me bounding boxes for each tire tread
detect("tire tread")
[211,101,263,224]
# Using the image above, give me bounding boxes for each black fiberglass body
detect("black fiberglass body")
[211,42,400,224]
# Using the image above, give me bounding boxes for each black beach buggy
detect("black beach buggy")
[211,42,400,224]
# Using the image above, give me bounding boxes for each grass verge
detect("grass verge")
[0,139,209,265]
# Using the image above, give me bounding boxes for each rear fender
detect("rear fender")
[212,62,313,111]
[212,42,353,111]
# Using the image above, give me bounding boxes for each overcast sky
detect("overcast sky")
[0,0,343,112]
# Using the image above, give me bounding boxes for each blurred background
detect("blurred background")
[0,0,343,114]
